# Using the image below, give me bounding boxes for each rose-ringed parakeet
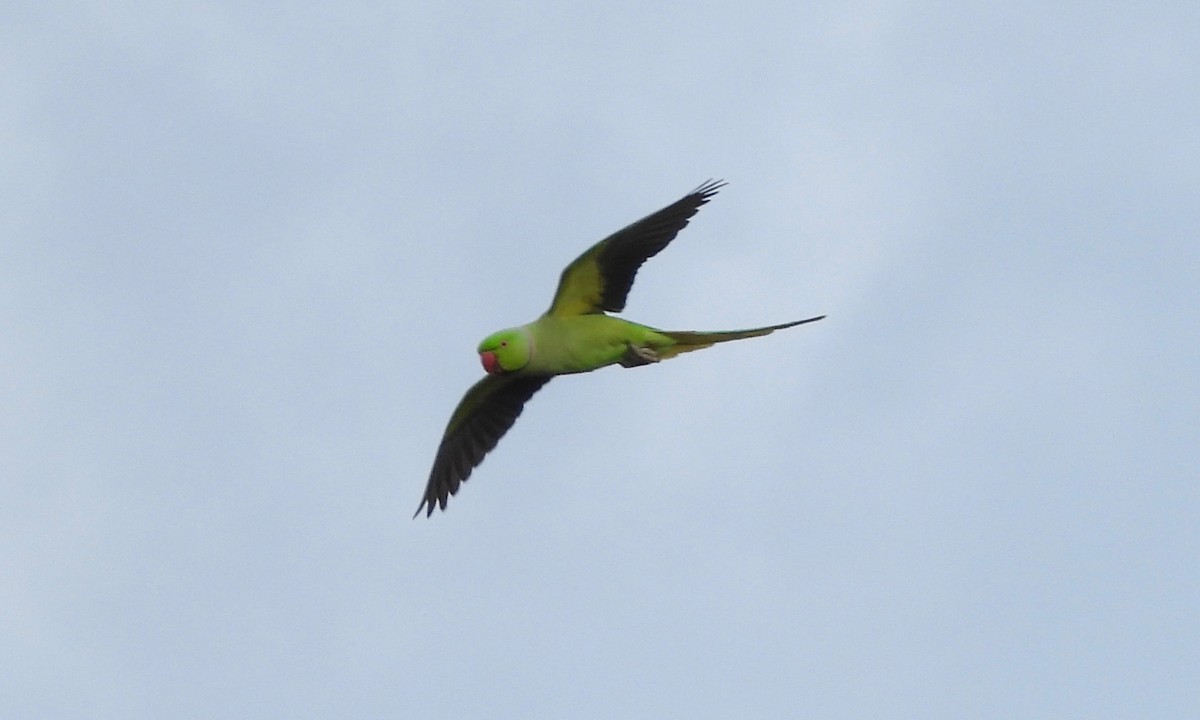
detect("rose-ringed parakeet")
[415,180,823,517]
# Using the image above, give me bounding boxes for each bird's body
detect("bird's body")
[520,314,653,375]
[415,181,823,517]
[509,314,817,376]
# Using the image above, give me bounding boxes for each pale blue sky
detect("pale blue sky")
[3,3,1197,718]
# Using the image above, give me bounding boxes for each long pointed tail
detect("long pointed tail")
[657,315,825,359]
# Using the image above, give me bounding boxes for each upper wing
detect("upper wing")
[545,180,726,317]
[415,373,552,517]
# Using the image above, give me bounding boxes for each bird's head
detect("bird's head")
[477,327,532,375]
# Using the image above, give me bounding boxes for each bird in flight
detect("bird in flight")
[415,180,823,517]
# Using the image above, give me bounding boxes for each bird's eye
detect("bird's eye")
[501,341,508,347]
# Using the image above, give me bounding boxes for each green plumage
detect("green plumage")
[416,181,824,517]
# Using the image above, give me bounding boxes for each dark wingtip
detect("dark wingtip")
[691,178,727,199]
[413,498,436,519]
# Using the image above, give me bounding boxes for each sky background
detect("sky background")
[3,2,1197,718]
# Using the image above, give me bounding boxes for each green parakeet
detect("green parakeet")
[415,180,823,517]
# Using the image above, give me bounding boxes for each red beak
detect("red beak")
[480,351,500,375]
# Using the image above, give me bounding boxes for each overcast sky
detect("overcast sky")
[4,3,1197,718]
